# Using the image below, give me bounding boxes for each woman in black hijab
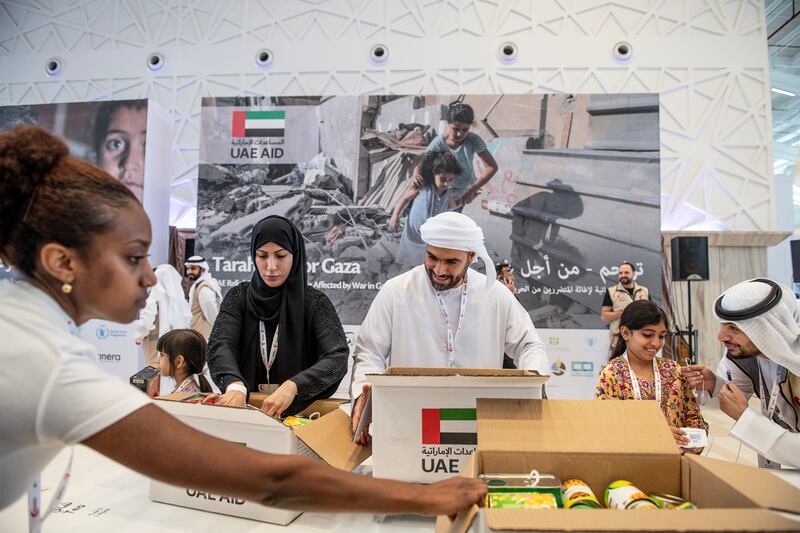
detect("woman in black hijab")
[207,215,348,417]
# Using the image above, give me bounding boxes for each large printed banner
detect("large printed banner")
[0,99,173,273]
[197,95,661,397]
[0,100,173,380]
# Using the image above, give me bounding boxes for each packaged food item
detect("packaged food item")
[604,480,657,510]
[130,366,160,398]
[650,493,697,509]
[182,393,211,404]
[480,472,563,508]
[487,492,558,509]
[282,416,313,429]
[562,478,601,509]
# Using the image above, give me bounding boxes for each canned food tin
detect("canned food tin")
[562,479,601,509]
[604,480,657,510]
[650,493,696,510]
[487,491,558,509]
[479,473,561,489]
[480,473,563,508]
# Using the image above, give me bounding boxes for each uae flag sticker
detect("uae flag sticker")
[232,110,285,138]
[421,408,477,445]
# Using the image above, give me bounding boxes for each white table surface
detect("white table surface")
[1,405,797,532]
[0,444,436,532]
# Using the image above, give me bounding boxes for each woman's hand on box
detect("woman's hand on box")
[214,390,246,408]
[261,380,297,418]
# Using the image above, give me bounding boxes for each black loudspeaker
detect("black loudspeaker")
[671,236,709,281]
[791,240,800,283]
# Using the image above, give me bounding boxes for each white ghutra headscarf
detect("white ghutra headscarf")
[135,264,191,341]
[714,278,800,375]
[185,255,222,307]
[420,212,495,288]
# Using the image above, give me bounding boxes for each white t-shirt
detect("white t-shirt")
[0,281,151,509]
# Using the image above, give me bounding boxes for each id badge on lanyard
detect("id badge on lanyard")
[259,322,279,385]
[28,448,74,533]
[757,362,785,470]
[433,282,468,368]
[623,352,661,404]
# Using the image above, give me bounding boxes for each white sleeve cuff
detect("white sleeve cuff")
[729,406,785,454]
[225,382,247,395]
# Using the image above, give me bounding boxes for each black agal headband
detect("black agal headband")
[714,278,783,321]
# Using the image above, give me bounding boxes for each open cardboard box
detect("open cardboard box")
[436,399,800,532]
[360,367,548,483]
[150,392,370,525]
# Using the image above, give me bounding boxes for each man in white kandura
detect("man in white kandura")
[684,278,800,469]
[350,212,549,443]
[133,264,191,367]
[185,255,222,340]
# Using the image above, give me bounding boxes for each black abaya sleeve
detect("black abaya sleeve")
[289,288,349,405]
[207,283,249,392]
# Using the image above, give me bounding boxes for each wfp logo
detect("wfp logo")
[96,325,109,340]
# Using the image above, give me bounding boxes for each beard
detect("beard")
[725,343,760,358]
[427,264,469,291]
[187,273,199,281]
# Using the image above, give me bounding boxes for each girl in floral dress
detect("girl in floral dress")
[596,300,706,453]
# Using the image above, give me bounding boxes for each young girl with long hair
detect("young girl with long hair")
[596,300,707,453]
[156,329,213,394]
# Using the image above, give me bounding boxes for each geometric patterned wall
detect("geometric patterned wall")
[0,0,773,230]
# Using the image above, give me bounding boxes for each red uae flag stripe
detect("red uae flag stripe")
[232,111,246,137]
[421,408,440,445]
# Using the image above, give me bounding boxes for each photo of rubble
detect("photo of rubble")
[197,96,409,325]
[196,94,661,328]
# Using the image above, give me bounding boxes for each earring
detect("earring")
[61,280,73,294]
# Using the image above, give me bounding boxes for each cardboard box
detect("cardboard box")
[436,398,800,532]
[361,367,548,483]
[150,393,370,525]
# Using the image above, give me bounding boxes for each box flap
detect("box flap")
[247,394,346,414]
[686,455,800,515]
[369,367,548,388]
[434,453,483,533]
[293,409,371,471]
[155,395,285,428]
[476,399,678,454]
[157,391,202,402]
[434,506,479,533]
[300,398,348,417]
[483,508,800,531]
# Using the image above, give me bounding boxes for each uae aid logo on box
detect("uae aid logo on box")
[421,408,477,445]
[232,110,285,138]
[420,408,477,474]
